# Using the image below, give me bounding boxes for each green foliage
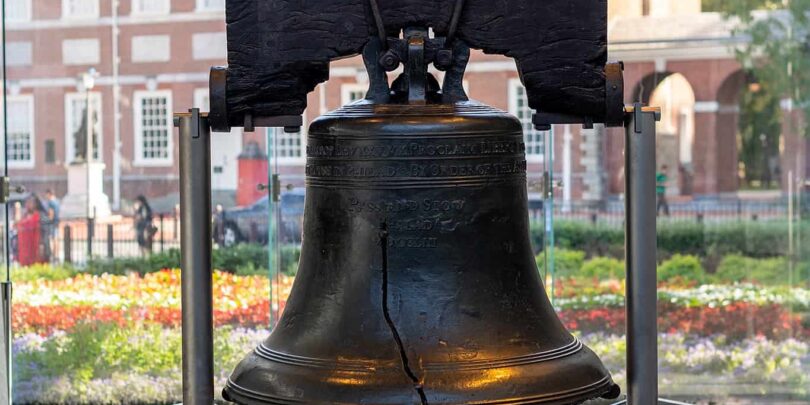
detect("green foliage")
[85,249,181,276]
[580,257,625,280]
[534,221,624,258]
[213,244,267,274]
[84,243,300,277]
[11,263,78,282]
[737,83,782,188]
[533,220,810,261]
[658,254,707,284]
[536,249,586,278]
[709,0,810,137]
[14,323,254,387]
[715,254,810,285]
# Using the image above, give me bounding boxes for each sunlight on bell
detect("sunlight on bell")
[461,369,515,389]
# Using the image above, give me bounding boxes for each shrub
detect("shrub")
[714,254,808,285]
[84,244,301,277]
[658,254,706,284]
[536,249,585,278]
[11,264,78,282]
[530,220,810,261]
[579,257,625,280]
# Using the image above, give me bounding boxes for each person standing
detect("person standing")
[134,195,155,257]
[16,195,48,266]
[656,165,670,217]
[45,189,60,261]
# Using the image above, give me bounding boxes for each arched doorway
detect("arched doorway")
[649,73,696,196]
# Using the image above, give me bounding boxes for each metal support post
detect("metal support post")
[613,105,688,405]
[175,109,214,405]
[0,282,11,405]
[625,105,658,405]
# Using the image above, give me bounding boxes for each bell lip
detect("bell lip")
[251,338,586,372]
[223,376,618,405]
[224,343,617,405]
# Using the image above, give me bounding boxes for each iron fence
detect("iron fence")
[529,198,809,227]
[9,212,181,267]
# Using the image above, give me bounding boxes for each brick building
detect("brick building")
[3,0,806,212]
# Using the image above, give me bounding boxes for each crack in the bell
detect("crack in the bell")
[379,222,429,405]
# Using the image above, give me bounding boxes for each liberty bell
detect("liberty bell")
[222,22,621,404]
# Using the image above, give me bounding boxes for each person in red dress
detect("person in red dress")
[16,195,47,266]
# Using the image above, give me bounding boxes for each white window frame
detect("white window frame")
[6,0,32,22]
[268,111,307,165]
[341,83,367,105]
[62,0,100,19]
[196,0,225,11]
[133,90,173,167]
[64,92,103,164]
[508,78,544,163]
[6,95,35,168]
[131,0,170,16]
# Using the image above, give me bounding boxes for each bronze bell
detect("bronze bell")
[224,94,620,403]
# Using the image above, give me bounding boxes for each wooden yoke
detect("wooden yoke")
[209,0,623,132]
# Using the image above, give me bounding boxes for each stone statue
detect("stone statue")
[73,105,98,163]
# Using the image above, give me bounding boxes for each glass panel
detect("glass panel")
[2,2,228,402]
[1,2,12,401]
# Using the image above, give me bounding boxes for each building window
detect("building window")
[192,32,227,61]
[508,79,544,161]
[6,42,33,67]
[65,92,102,163]
[134,90,173,166]
[132,0,170,15]
[6,0,32,22]
[62,38,101,65]
[62,0,100,19]
[6,95,35,168]
[131,35,171,63]
[45,139,56,164]
[341,83,367,105]
[271,128,305,161]
[196,0,225,11]
[269,112,307,163]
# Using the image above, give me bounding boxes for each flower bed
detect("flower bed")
[11,327,808,404]
[562,302,808,340]
[7,268,810,403]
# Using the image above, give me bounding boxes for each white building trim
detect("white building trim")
[8,10,224,31]
[693,101,720,113]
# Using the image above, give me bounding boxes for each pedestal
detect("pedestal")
[60,162,112,219]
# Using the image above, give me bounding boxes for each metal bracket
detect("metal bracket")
[532,61,626,131]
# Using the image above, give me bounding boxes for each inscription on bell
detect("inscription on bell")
[348,198,466,213]
[306,161,527,178]
[306,140,525,158]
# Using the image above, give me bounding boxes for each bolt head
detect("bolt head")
[435,49,453,70]
[378,51,400,71]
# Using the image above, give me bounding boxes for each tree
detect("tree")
[705,0,810,137]
[738,82,782,188]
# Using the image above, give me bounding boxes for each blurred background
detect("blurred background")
[0,0,808,403]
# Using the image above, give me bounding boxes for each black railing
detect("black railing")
[8,212,182,267]
[529,198,809,227]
